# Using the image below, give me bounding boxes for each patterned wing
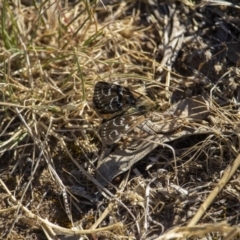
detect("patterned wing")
[93,82,155,119]
[93,81,156,145]
[93,81,137,119]
[99,115,145,145]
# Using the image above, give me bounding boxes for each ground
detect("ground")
[1,0,240,239]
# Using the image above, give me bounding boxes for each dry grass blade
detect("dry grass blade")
[155,222,238,240]
[188,153,240,227]
[1,0,240,239]
[0,179,123,235]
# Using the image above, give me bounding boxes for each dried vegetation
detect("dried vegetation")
[1,0,240,239]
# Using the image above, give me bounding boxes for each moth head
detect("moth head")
[136,97,156,113]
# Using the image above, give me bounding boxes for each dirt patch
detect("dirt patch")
[1,0,240,239]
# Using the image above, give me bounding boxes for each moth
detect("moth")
[93,81,156,145]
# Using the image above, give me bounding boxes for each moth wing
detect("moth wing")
[93,82,139,119]
[99,115,145,145]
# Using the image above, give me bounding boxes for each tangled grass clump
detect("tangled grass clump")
[1,0,240,239]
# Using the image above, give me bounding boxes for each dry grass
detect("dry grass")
[1,0,240,239]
